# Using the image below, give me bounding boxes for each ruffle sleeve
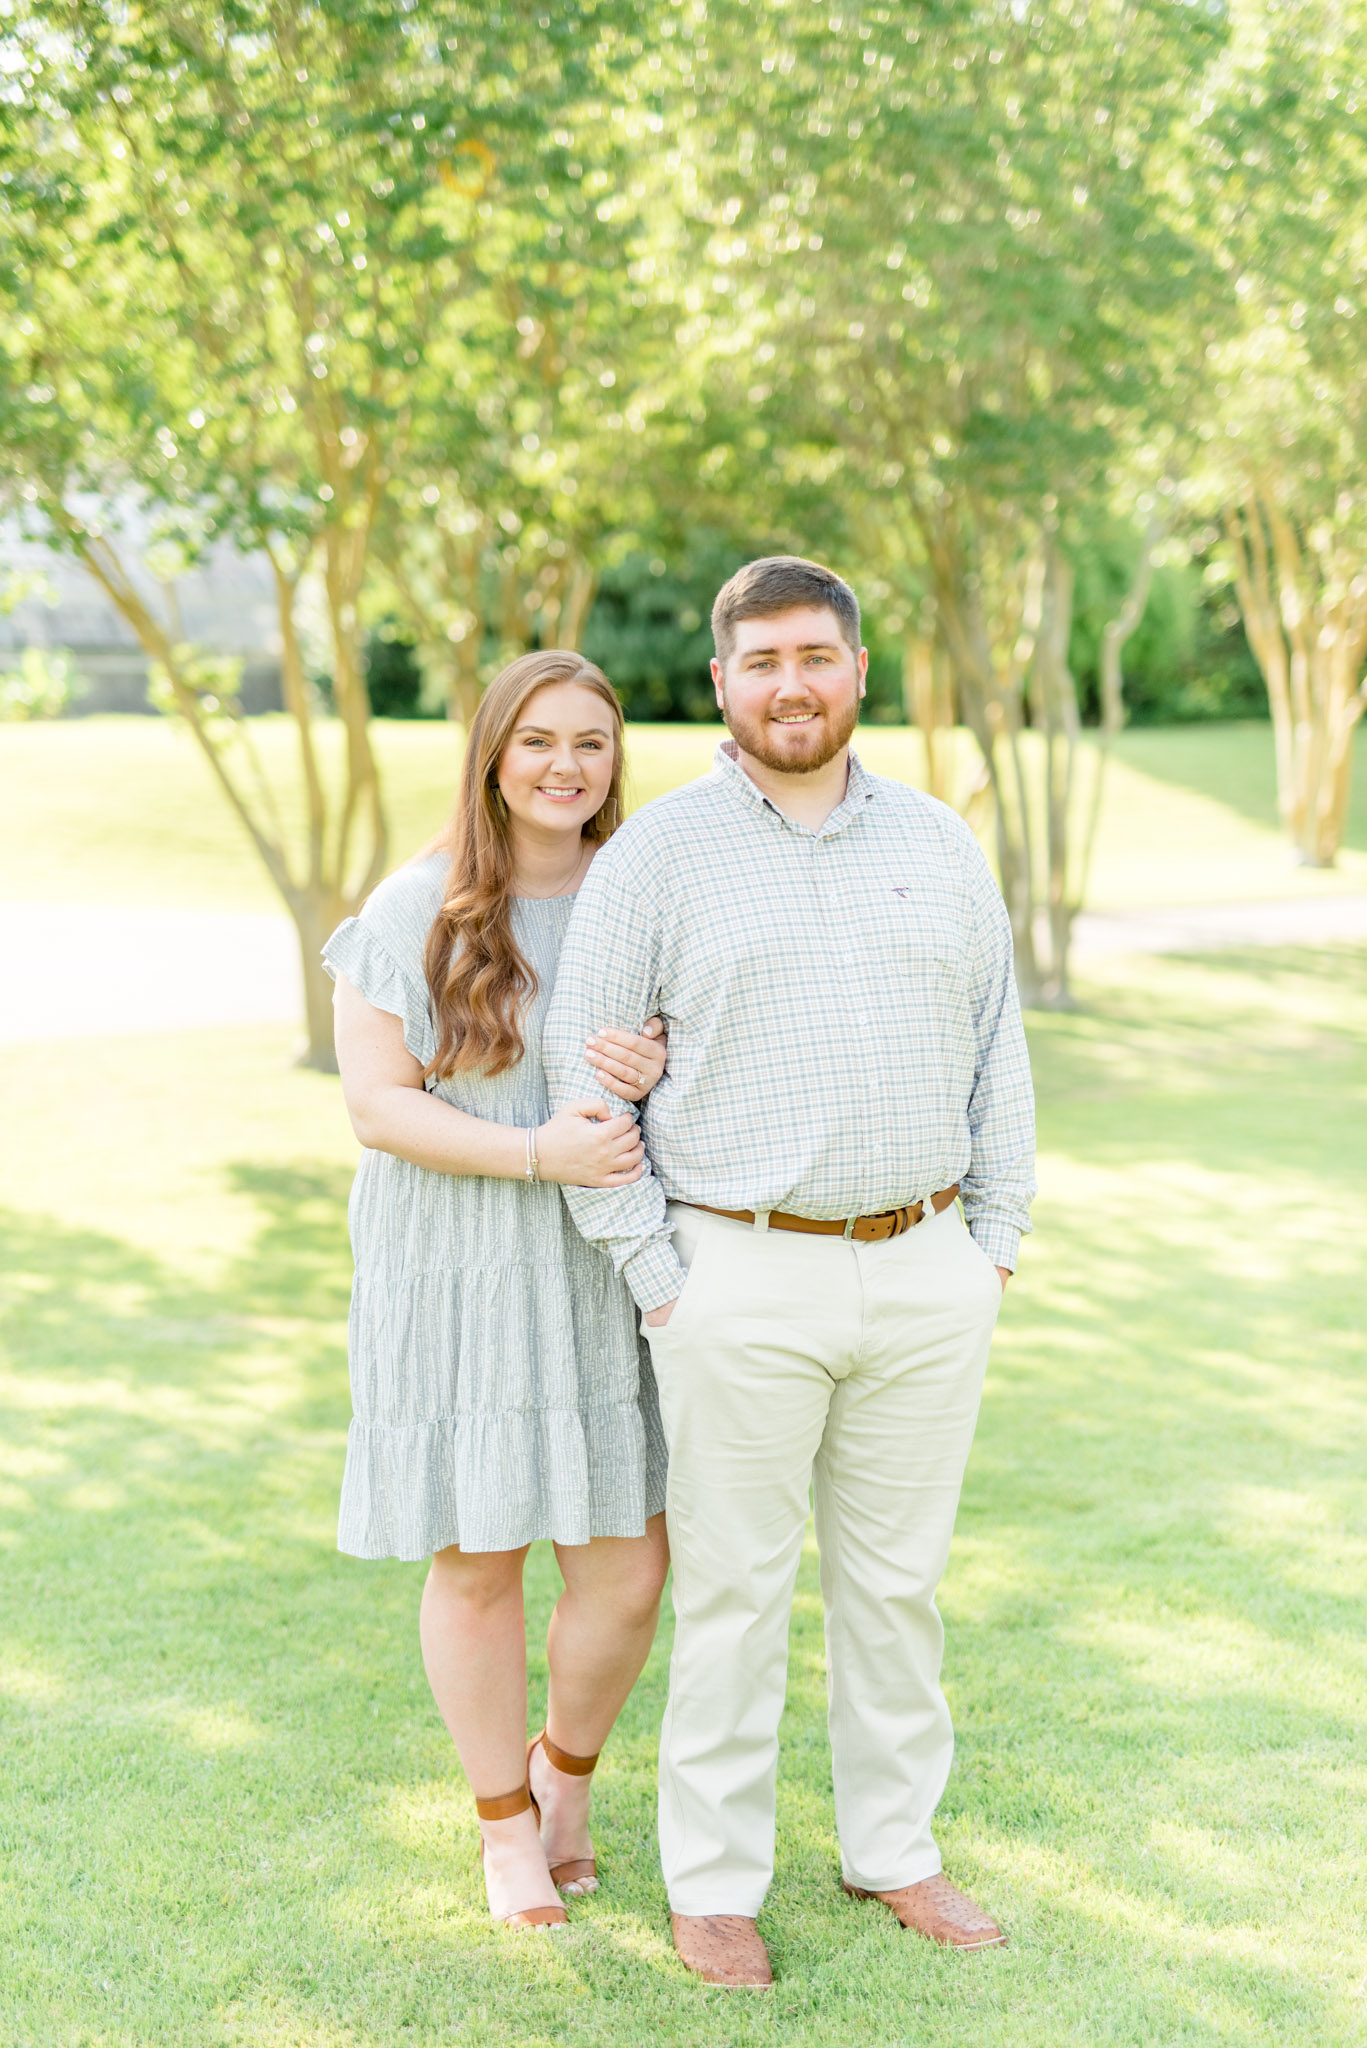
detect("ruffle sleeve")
[323,916,437,1069]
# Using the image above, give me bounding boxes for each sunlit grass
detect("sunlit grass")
[3,714,1365,916]
[2,943,1365,2043]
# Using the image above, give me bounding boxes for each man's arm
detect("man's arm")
[542,840,687,1311]
[958,832,1037,1273]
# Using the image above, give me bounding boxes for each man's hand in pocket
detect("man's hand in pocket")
[644,1299,679,1328]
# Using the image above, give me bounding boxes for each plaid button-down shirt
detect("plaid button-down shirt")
[543,741,1036,1310]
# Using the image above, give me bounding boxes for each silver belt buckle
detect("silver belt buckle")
[842,1215,857,1240]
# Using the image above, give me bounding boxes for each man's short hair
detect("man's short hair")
[711,556,862,666]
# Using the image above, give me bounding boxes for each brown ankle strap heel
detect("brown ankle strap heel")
[538,1730,600,1776]
[475,1784,532,1822]
[473,1781,568,1931]
[527,1731,601,1896]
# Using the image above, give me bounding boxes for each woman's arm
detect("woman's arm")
[333,975,646,1187]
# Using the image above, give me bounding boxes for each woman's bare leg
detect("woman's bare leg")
[531,1515,670,1878]
[420,1543,561,1921]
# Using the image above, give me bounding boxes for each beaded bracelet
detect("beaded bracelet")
[525,1125,541,1185]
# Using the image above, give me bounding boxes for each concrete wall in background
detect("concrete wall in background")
[0,518,284,714]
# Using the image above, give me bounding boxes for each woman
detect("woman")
[324,650,670,1932]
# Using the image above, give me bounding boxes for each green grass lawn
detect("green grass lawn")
[3,942,1365,2046]
[3,715,1365,914]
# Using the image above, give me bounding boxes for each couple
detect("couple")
[324,556,1036,1988]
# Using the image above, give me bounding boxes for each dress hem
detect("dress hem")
[337,1491,668,1565]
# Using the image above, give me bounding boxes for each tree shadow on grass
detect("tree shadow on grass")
[0,1172,409,2042]
[1026,948,1367,1219]
[1113,724,1367,853]
[2,1044,1365,2043]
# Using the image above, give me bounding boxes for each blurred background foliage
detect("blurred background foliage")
[368,541,1265,730]
[3,0,1366,1029]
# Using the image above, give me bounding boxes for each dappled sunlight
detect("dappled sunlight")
[373,1778,470,1859]
[1143,1815,1367,1927]
[1219,1487,1367,1596]
[976,1835,1333,2004]
[1,942,1364,2044]
[1089,742,1367,910]
[58,1480,128,1513]
[551,1908,683,1980]
[326,1875,593,2008]
[920,945,1367,2042]
[0,1027,359,1286]
[0,1655,67,1707]
[1112,727,1367,864]
[1033,941,1367,1054]
[0,1161,353,1502]
[330,1876,492,1944]
[1073,1608,1364,1723]
[159,1703,267,1754]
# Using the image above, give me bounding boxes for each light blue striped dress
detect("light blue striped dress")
[322,854,668,1561]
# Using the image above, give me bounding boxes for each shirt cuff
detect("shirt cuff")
[969,1218,1022,1273]
[622,1236,687,1313]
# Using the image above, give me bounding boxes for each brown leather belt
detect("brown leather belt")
[686,1185,960,1244]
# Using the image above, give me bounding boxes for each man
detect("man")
[543,557,1035,1988]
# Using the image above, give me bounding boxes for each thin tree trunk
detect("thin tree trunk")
[288,892,346,1073]
[264,545,327,891]
[1075,509,1160,930]
[902,631,957,804]
[1306,634,1367,863]
[447,630,483,726]
[66,520,384,1070]
[560,558,599,650]
[940,605,1041,1001]
[1031,542,1079,1007]
[1225,483,1367,867]
[1225,496,1298,837]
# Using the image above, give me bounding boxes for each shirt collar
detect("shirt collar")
[712,736,876,836]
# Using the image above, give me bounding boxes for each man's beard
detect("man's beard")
[722,685,860,774]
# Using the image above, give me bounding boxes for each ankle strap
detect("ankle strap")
[475,1784,532,1821]
[539,1730,599,1776]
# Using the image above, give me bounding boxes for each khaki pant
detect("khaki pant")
[643,1199,1003,1916]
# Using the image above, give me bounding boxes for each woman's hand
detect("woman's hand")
[584,1016,667,1104]
[536,1100,646,1187]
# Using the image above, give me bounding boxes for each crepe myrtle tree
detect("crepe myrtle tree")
[370,63,700,726]
[370,260,667,724]
[674,0,1220,1003]
[0,0,644,1067]
[1199,0,1367,865]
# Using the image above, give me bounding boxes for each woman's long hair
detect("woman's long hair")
[423,650,625,1079]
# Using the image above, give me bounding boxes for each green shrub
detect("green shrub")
[360,531,1269,729]
[1069,533,1267,726]
[364,628,435,719]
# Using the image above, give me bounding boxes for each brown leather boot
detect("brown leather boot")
[670,1912,774,1988]
[843,1872,1006,1950]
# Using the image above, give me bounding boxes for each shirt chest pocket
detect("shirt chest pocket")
[871,889,961,956]
[859,899,969,1017]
